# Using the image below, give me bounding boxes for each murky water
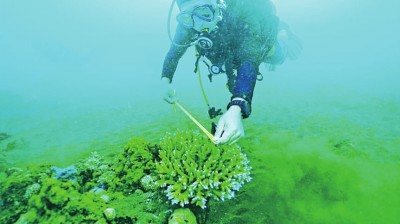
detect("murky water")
[1,0,399,223]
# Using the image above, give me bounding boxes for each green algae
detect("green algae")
[0,134,25,172]
[0,131,254,223]
[0,133,11,141]
[206,121,400,224]
[0,137,170,223]
[1,120,399,223]
[0,164,51,223]
[109,137,159,193]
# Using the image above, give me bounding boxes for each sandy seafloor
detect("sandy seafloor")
[1,0,400,223]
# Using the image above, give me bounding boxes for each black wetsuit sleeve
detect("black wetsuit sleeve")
[232,31,263,110]
[228,0,279,117]
[232,60,258,105]
[161,24,194,82]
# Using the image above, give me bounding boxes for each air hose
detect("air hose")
[168,0,192,47]
[195,54,211,108]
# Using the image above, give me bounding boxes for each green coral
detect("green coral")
[0,168,32,223]
[0,140,169,224]
[24,183,41,199]
[20,176,107,223]
[109,137,158,193]
[155,131,252,209]
[0,133,252,222]
[0,165,51,224]
[168,208,197,224]
[108,189,169,223]
[76,151,112,192]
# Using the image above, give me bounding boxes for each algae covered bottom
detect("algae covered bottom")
[0,130,252,223]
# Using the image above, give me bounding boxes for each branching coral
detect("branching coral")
[0,133,251,222]
[155,131,252,209]
[76,151,112,192]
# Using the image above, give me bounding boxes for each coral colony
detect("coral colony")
[0,130,252,223]
[155,131,252,209]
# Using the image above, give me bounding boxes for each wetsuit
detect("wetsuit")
[162,0,282,118]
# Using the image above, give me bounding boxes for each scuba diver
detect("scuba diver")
[161,0,301,145]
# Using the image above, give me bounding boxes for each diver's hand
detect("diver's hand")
[161,77,177,104]
[213,105,244,145]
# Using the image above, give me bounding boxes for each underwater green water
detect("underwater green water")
[1,0,400,223]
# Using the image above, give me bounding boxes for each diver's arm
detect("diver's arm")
[230,60,258,118]
[213,60,257,145]
[161,24,194,82]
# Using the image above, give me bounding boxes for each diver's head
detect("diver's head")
[176,0,225,33]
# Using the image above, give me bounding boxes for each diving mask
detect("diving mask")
[176,0,223,32]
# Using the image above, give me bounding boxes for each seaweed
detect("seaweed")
[0,132,11,142]
[0,137,171,223]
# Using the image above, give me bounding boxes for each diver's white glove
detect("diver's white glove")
[161,77,177,104]
[213,105,244,145]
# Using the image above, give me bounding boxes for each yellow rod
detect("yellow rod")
[175,101,215,142]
